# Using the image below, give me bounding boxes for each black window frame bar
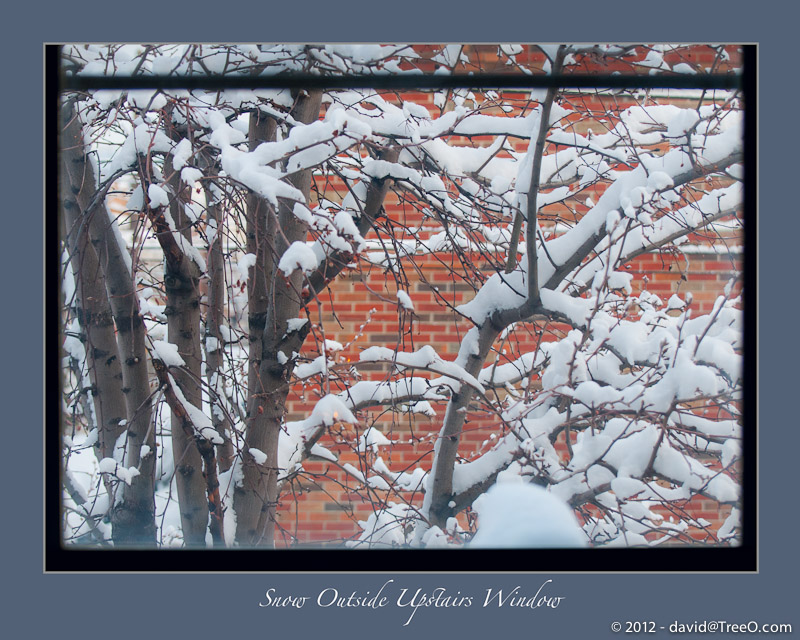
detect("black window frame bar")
[47,44,756,573]
[62,71,741,92]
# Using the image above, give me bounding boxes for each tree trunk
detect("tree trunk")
[203,185,234,472]
[424,324,500,528]
[60,142,126,461]
[61,102,157,545]
[234,90,322,546]
[245,110,278,423]
[161,159,209,547]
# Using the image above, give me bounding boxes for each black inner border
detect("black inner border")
[62,71,741,92]
[46,44,757,573]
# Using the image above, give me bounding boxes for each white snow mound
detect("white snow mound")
[470,482,587,548]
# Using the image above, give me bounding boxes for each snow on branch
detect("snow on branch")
[340,377,448,411]
[359,345,486,394]
[278,395,358,480]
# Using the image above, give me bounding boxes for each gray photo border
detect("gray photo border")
[21,2,793,638]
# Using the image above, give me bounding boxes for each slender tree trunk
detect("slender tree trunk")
[234,91,322,546]
[160,159,209,546]
[61,102,157,545]
[424,56,564,529]
[203,185,234,472]
[425,324,500,528]
[60,150,126,461]
[245,111,277,420]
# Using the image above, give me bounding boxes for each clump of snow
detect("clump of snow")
[147,184,171,209]
[172,138,193,170]
[358,427,391,453]
[611,477,646,501]
[718,507,740,540]
[98,458,141,486]
[309,395,357,427]
[348,502,417,548]
[205,336,220,353]
[309,443,338,463]
[277,395,359,479]
[181,167,203,185]
[672,63,697,75]
[236,253,257,282]
[470,482,587,548]
[666,294,686,310]
[278,242,319,276]
[421,526,451,548]
[152,340,185,367]
[249,448,268,465]
[294,354,331,379]
[396,290,414,311]
[286,318,309,333]
[373,457,428,492]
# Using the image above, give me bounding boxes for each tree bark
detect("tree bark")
[160,157,209,546]
[152,358,225,546]
[245,111,278,417]
[234,90,322,546]
[203,184,234,472]
[61,102,157,546]
[424,323,501,528]
[60,132,126,460]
